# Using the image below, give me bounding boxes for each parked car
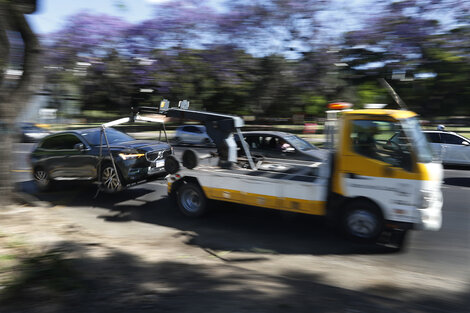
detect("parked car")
[18,123,51,142]
[423,130,470,166]
[30,127,172,192]
[174,125,213,145]
[235,131,327,162]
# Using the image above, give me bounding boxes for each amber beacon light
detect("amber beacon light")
[328,102,353,110]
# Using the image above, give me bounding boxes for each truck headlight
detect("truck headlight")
[419,189,433,209]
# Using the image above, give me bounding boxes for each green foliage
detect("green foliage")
[42,1,470,119]
[357,83,388,107]
[304,95,327,115]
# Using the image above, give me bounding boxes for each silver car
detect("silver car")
[424,130,470,166]
[235,131,327,162]
[174,125,213,145]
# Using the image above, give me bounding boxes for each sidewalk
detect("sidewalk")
[0,205,467,313]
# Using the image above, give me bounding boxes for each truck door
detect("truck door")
[336,118,417,221]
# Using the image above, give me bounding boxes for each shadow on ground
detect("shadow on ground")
[1,241,468,313]
[17,180,401,256]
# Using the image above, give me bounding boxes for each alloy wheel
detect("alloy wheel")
[102,166,121,191]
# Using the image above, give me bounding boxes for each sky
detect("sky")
[27,0,157,34]
[26,0,374,36]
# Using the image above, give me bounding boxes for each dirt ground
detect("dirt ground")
[0,204,468,313]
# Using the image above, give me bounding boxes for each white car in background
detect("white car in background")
[424,130,470,166]
[174,125,213,145]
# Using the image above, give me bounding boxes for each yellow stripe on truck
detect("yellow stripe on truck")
[203,186,326,216]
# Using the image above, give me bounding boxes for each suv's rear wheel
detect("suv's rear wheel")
[33,167,53,191]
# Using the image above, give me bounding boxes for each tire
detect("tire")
[176,182,207,217]
[33,167,53,191]
[342,200,383,241]
[202,138,211,145]
[174,136,181,144]
[100,164,123,193]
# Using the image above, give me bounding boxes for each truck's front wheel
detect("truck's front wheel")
[176,182,207,217]
[342,200,383,241]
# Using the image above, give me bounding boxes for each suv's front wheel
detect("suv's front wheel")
[100,164,123,193]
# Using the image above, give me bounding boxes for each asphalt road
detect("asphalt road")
[11,143,470,286]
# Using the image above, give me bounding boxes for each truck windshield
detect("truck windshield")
[401,117,433,163]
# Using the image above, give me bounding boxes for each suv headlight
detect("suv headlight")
[118,153,145,160]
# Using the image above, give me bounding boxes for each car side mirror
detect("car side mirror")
[74,143,86,151]
[462,141,469,146]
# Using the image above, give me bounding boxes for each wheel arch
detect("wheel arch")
[32,163,46,172]
[327,194,386,227]
[342,196,386,223]
[170,176,206,197]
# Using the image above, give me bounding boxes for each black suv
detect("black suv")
[30,128,172,192]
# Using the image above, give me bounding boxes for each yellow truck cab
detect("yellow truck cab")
[164,104,443,247]
[330,109,442,240]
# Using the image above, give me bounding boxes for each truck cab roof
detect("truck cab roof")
[344,109,417,120]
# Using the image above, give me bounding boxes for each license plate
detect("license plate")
[149,159,165,174]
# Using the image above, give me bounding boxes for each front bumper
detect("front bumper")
[414,190,443,231]
[117,158,166,183]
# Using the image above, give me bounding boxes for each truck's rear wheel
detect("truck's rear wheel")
[176,182,207,217]
[342,200,383,241]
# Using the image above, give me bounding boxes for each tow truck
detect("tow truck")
[135,99,443,247]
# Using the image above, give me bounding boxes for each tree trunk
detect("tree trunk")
[0,2,41,207]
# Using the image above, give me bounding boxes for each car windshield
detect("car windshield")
[81,128,135,146]
[285,135,317,151]
[401,117,433,163]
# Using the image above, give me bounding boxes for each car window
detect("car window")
[285,135,316,151]
[425,132,442,143]
[41,134,82,150]
[262,136,279,150]
[260,136,291,152]
[441,133,466,145]
[244,135,262,149]
[183,126,201,133]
